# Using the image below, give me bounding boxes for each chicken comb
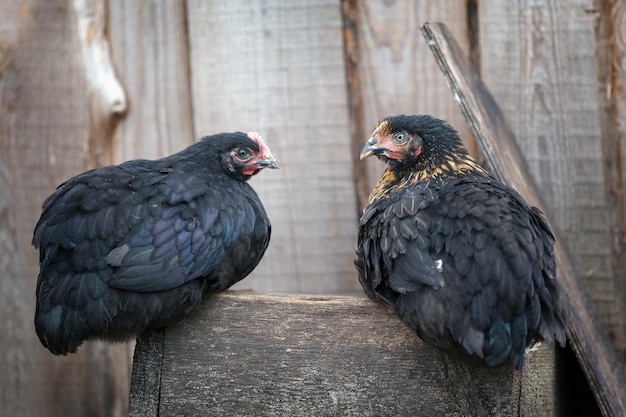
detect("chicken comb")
[247,131,263,142]
[247,131,272,156]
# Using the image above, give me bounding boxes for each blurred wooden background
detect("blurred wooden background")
[0,0,624,416]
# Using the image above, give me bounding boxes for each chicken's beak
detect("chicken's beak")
[360,137,384,160]
[257,155,280,169]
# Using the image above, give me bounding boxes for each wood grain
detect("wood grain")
[420,21,626,417]
[128,330,164,417]
[605,0,626,369]
[612,0,626,227]
[341,0,372,213]
[129,292,558,417]
[75,0,128,167]
[185,0,359,294]
[0,1,129,416]
[108,0,195,162]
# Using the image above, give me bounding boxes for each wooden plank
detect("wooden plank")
[74,0,128,167]
[185,0,359,294]
[0,1,129,416]
[128,330,164,417]
[345,0,473,204]
[421,21,626,417]
[340,0,371,213]
[128,292,558,417]
[108,0,195,162]
[603,0,626,370]
[478,0,625,359]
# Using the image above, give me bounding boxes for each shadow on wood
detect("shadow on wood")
[128,292,557,417]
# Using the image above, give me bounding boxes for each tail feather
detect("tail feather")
[35,305,84,355]
[35,273,207,355]
[484,318,512,367]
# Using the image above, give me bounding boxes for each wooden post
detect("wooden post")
[128,292,557,417]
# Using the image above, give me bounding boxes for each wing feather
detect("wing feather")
[356,174,564,368]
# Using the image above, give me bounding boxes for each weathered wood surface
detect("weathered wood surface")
[0,1,130,416]
[128,292,558,417]
[185,0,359,294]
[478,0,626,361]
[109,0,194,162]
[612,2,626,262]
[420,21,626,417]
[127,330,165,417]
[592,0,626,371]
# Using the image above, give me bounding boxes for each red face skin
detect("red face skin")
[377,133,423,161]
[361,122,423,163]
[235,132,279,176]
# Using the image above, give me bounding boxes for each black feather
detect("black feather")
[34,132,275,355]
[356,114,568,369]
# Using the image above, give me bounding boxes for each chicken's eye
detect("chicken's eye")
[393,132,408,144]
[236,147,252,160]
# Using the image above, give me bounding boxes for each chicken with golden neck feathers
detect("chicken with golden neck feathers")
[355,114,568,369]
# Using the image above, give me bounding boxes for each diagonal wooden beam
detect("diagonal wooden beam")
[420,21,626,417]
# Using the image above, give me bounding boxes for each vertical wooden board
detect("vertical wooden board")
[108,0,195,162]
[613,1,626,207]
[479,0,625,350]
[608,0,626,366]
[352,0,473,194]
[0,1,129,416]
[0,6,34,416]
[186,1,358,294]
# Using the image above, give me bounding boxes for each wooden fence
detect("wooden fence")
[0,1,624,416]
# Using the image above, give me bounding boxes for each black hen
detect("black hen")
[34,132,278,355]
[355,114,568,369]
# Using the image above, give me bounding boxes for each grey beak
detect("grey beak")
[258,156,280,169]
[360,137,383,160]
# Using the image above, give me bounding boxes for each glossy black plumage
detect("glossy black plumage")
[355,114,568,369]
[34,132,278,355]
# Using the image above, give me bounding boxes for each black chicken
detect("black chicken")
[34,131,278,355]
[355,114,568,369]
